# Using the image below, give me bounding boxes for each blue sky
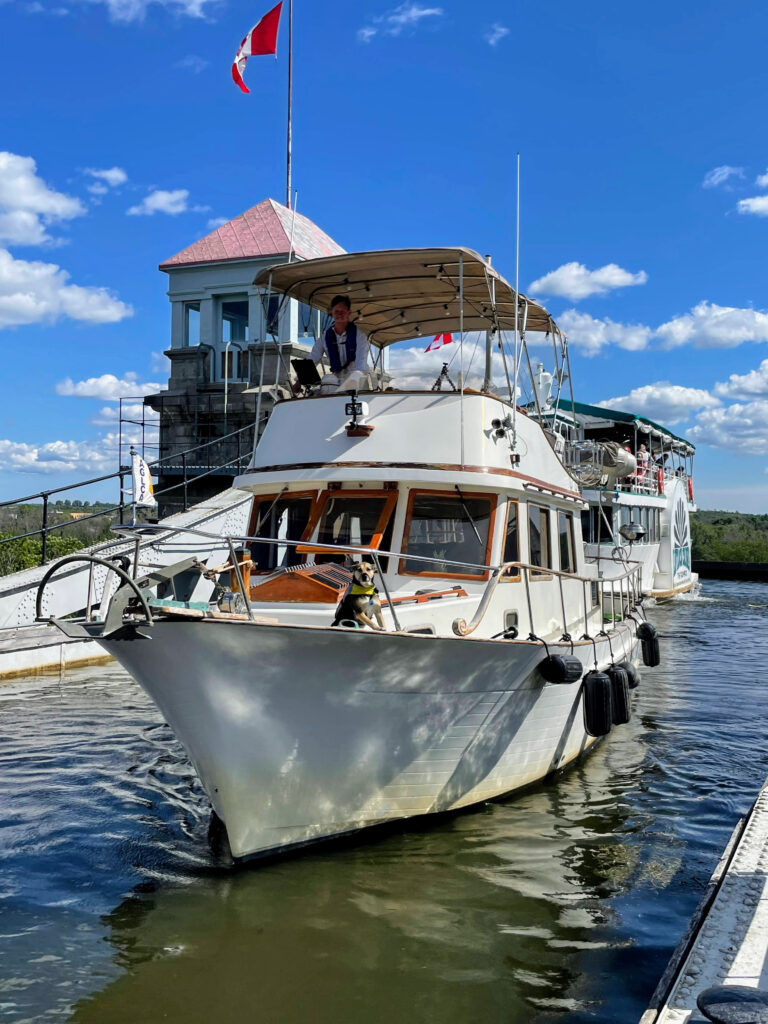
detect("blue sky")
[1,0,768,509]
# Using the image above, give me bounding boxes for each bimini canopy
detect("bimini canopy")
[252,247,558,348]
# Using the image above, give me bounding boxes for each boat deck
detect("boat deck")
[641,778,768,1023]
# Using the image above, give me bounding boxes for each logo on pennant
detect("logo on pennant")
[131,451,156,508]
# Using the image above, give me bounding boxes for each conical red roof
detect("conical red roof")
[159,198,344,269]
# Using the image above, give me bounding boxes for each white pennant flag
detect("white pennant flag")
[131,451,156,508]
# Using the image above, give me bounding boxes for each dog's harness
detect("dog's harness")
[350,582,377,610]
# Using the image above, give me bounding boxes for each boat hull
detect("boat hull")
[100,620,638,860]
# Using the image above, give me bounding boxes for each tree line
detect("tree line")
[691,511,768,563]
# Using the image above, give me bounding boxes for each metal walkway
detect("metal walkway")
[641,778,768,1023]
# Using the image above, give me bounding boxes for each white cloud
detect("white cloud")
[92,401,159,426]
[528,261,648,301]
[207,216,228,229]
[702,165,744,189]
[127,188,209,216]
[56,372,160,400]
[597,382,720,425]
[0,436,115,474]
[0,248,131,328]
[756,168,768,189]
[174,55,208,73]
[656,301,768,349]
[386,337,518,392]
[81,0,214,22]
[127,188,190,216]
[557,309,652,356]
[88,182,109,197]
[84,166,128,188]
[714,359,768,400]
[0,151,85,246]
[485,23,509,46]
[357,2,443,42]
[737,196,768,217]
[688,401,768,456]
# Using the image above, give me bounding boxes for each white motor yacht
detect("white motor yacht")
[42,248,657,861]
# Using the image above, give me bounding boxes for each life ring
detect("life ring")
[657,467,664,494]
[688,476,694,502]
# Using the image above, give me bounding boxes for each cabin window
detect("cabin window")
[307,491,397,567]
[249,493,315,573]
[558,511,576,574]
[502,500,520,578]
[528,505,551,575]
[400,491,494,578]
[585,506,613,543]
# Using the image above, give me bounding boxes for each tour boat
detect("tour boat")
[43,248,655,862]
[531,369,697,600]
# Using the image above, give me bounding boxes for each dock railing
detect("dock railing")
[0,424,254,571]
[93,523,644,643]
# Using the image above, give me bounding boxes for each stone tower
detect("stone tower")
[145,198,344,516]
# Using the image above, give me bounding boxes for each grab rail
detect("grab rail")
[110,523,643,639]
[451,559,643,638]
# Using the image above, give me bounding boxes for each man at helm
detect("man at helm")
[310,295,370,389]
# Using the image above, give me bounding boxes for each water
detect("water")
[2,580,768,1024]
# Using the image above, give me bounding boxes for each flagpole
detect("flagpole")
[286,0,292,207]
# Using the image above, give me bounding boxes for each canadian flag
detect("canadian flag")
[232,2,283,94]
[425,333,453,352]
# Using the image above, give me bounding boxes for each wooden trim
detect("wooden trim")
[245,461,584,503]
[248,490,320,575]
[296,487,398,555]
[501,498,521,582]
[398,488,497,581]
[383,587,468,607]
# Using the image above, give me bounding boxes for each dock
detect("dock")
[641,778,768,1023]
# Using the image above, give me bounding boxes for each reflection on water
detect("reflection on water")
[2,581,768,1023]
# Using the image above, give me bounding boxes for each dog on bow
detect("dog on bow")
[332,560,386,630]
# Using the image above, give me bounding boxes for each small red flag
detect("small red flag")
[425,333,453,352]
[232,2,283,94]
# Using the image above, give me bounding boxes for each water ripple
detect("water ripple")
[1,580,767,1023]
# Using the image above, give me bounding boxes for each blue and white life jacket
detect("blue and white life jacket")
[324,323,357,374]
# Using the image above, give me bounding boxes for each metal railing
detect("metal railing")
[109,523,644,643]
[0,424,255,569]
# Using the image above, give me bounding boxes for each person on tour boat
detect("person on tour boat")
[636,442,649,483]
[310,295,370,389]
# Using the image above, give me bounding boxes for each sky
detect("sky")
[1,0,768,510]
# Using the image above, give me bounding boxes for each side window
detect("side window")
[581,509,592,543]
[528,505,551,575]
[314,494,393,566]
[249,494,315,573]
[558,511,576,574]
[503,501,519,577]
[401,491,493,577]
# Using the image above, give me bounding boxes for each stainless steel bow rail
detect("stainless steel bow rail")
[0,424,254,569]
[35,522,644,647]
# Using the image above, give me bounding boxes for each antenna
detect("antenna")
[512,152,520,445]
